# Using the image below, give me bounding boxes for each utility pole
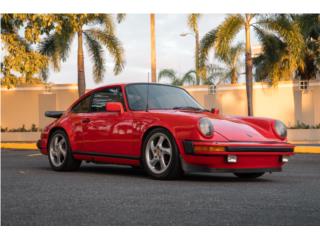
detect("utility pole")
[150,14,157,83]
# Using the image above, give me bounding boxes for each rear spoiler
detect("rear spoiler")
[45,111,64,119]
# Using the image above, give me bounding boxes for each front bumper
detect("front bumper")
[181,140,294,173]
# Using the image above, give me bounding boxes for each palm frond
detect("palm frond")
[259,15,305,65]
[38,20,74,71]
[187,14,200,33]
[215,14,244,59]
[86,28,125,75]
[181,70,196,85]
[254,27,294,83]
[199,28,216,68]
[158,69,177,82]
[84,31,106,83]
[91,14,116,35]
[116,14,126,23]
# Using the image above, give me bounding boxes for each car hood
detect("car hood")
[150,110,277,142]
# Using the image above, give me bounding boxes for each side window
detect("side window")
[71,95,92,113]
[90,87,125,112]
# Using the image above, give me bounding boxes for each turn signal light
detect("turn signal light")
[193,146,225,153]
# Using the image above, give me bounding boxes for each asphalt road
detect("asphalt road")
[1,149,320,226]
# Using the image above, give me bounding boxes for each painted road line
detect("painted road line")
[28,153,42,157]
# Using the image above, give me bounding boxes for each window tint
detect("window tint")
[91,87,125,112]
[71,95,91,113]
[126,84,203,111]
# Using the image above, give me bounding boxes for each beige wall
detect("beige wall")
[185,80,320,126]
[1,84,78,129]
[1,80,319,129]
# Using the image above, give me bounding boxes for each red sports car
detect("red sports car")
[38,83,294,179]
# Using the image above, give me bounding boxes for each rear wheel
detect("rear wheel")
[233,172,265,179]
[48,130,81,171]
[142,128,182,180]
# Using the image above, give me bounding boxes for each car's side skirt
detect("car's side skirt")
[72,151,140,161]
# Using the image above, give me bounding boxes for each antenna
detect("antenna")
[146,72,150,112]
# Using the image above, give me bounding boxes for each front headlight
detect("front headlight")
[198,117,213,137]
[274,120,287,139]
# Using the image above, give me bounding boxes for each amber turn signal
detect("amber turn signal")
[193,145,226,153]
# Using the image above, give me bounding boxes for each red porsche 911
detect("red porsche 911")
[38,83,294,179]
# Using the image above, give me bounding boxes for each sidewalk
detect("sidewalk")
[1,142,320,154]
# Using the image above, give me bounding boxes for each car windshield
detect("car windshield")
[125,84,205,111]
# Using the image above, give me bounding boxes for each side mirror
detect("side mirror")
[211,108,220,114]
[105,102,124,114]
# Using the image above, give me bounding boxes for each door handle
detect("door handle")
[82,118,90,124]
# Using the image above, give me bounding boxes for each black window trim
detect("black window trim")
[124,83,204,112]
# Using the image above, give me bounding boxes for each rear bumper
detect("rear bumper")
[36,139,41,150]
[37,139,48,154]
[181,140,294,172]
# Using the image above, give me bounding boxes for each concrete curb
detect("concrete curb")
[294,146,320,154]
[1,143,37,150]
[2,142,320,154]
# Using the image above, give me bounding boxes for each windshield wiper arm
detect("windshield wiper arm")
[173,106,209,112]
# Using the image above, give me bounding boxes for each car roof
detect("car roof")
[86,82,181,94]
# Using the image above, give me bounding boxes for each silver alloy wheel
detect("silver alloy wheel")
[145,132,172,174]
[49,133,67,167]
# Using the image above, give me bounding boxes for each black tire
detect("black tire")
[48,130,81,171]
[142,128,182,180]
[233,172,265,179]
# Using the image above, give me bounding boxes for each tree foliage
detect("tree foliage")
[1,14,61,88]
[200,14,308,85]
[38,14,125,95]
[158,69,196,86]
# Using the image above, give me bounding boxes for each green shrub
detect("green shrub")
[289,121,320,129]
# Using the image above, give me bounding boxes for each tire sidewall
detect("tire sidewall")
[48,130,73,171]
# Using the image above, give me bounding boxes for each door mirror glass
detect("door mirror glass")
[105,102,124,114]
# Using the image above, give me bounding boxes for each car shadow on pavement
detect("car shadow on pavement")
[37,163,274,183]
[71,164,274,183]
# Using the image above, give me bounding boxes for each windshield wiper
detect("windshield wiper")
[173,106,209,112]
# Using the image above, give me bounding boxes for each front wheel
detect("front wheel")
[142,128,182,180]
[48,130,81,171]
[233,172,265,179]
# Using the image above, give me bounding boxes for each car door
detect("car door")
[68,94,93,152]
[80,86,135,158]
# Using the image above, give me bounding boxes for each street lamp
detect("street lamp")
[180,32,200,85]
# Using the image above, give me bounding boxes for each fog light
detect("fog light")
[227,155,237,163]
[282,156,289,163]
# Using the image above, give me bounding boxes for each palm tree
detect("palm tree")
[295,14,320,80]
[254,14,320,84]
[199,14,304,116]
[158,69,196,86]
[216,43,244,84]
[202,43,243,85]
[187,14,201,85]
[150,14,157,83]
[39,14,125,96]
[254,14,319,81]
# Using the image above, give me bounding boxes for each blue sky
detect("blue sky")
[47,14,259,88]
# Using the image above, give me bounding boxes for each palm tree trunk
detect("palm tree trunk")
[150,14,157,83]
[77,31,86,96]
[231,70,237,84]
[195,30,200,85]
[245,14,253,116]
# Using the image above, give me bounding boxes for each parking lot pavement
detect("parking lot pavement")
[1,149,320,226]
